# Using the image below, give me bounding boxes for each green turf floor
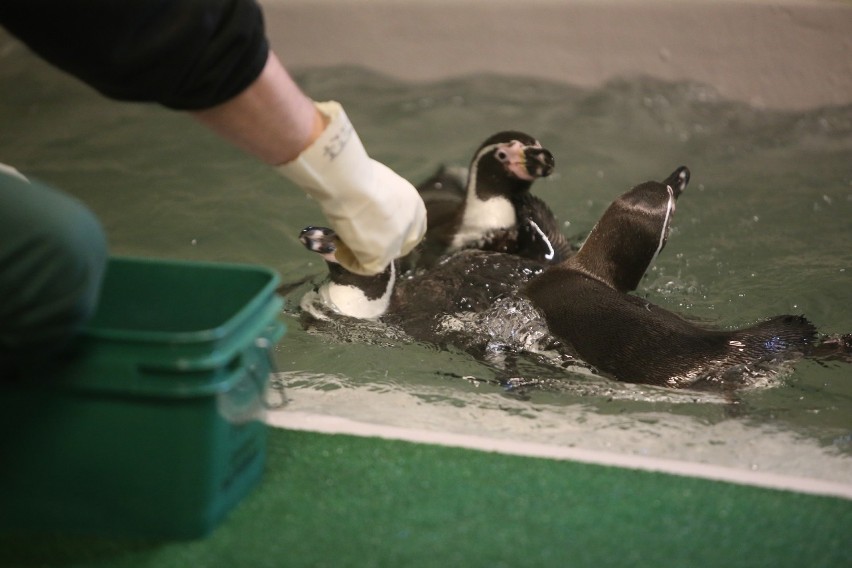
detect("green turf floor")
[2,427,850,568]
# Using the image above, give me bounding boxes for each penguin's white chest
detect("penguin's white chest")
[322,283,389,319]
[450,196,515,251]
[302,263,396,320]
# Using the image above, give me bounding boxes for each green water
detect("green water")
[2,40,851,469]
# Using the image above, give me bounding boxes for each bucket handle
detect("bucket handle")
[252,335,288,410]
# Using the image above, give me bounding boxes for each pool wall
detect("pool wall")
[260,0,852,111]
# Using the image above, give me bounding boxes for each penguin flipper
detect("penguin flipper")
[515,193,576,262]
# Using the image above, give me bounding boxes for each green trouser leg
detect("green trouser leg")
[0,168,107,376]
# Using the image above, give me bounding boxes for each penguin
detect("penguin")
[523,166,820,388]
[409,131,570,270]
[297,226,547,323]
[297,223,559,362]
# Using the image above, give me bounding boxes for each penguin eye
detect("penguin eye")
[496,150,508,161]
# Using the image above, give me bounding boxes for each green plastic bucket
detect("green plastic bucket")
[0,256,286,539]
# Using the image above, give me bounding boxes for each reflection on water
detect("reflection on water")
[1,41,850,481]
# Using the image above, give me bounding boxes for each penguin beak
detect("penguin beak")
[524,147,556,179]
[495,141,555,181]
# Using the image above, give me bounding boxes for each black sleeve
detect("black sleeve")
[0,0,269,110]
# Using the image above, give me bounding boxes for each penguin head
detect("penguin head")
[573,166,690,293]
[299,226,338,260]
[467,131,555,200]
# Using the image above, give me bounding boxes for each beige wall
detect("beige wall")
[261,0,852,110]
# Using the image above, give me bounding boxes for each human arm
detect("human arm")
[0,0,426,274]
[192,53,427,274]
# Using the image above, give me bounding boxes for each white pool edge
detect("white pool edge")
[268,411,852,501]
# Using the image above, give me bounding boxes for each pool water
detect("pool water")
[2,42,850,482]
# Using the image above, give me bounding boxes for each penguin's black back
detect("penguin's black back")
[387,249,546,343]
[525,269,817,387]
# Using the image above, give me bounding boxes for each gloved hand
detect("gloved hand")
[278,101,427,275]
[0,162,28,182]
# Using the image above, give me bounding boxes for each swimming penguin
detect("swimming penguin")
[523,166,820,388]
[297,224,559,362]
[410,131,569,269]
[298,225,546,322]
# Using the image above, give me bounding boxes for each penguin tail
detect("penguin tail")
[731,315,818,359]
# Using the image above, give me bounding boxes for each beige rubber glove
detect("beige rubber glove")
[278,101,427,275]
[0,162,28,182]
